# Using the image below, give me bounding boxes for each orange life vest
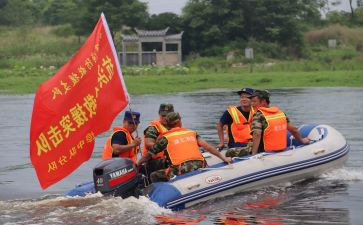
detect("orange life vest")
[258,106,287,151]
[142,119,168,159]
[163,127,204,166]
[227,106,254,143]
[101,126,139,164]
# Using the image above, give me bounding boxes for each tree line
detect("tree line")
[0,0,362,58]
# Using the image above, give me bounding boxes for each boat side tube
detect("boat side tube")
[287,124,318,147]
[148,182,183,209]
[66,181,96,197]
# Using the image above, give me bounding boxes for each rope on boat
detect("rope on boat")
[198,164,234,171]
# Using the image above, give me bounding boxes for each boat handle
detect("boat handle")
[198,165,234,171]
[313,148,325,155]
[251,154,267,160]
[187,184,200,190]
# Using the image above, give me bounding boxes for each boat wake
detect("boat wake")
[320,167,363,181]
[0,193,170,225]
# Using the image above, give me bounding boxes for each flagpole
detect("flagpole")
[127,102,139,137]
[127,101,142,162]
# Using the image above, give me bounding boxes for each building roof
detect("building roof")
[165,32,184,41]
[121,28,183,42]
[135,27,169,37]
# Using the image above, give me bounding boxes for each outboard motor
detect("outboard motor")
[93,158,140,198]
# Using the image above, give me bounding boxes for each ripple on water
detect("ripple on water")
[0,193,171,225]
[1,88,363,224]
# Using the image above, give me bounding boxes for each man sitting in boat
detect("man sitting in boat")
[216,87,255,157]
[137,104,174,176]
[148,112,232,182]
[101,111,141,164]
[250,90,310,154]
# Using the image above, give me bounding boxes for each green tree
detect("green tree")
[181,0,321,57]
[247,0,320,56]
[30,0,52,24]
[323,0,363,25]
[326,10,350,24]
[76,0,149,36]
[145,12,183,34]
[43,0,79,25]
[0,0,36,26]
[356,6,363,25]
[182,0,246,55]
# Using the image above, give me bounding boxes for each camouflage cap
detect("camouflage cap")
[159,103,174,116]
[165,112,181,125]
[251,90,270,100]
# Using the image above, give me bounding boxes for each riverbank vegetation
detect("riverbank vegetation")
[0,24,362,94]
[0,1,363,94]
[1,68,362,95]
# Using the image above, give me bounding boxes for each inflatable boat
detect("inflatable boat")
[67,124,349,210]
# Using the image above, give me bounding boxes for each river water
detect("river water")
[1,87,363,224]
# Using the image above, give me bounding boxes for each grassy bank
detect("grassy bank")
[1,69,362,95]
[124,71,363,95]
[1,25,363,94]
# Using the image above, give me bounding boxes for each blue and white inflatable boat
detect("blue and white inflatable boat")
[67,124,349,210]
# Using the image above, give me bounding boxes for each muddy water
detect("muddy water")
[1,87,363,224]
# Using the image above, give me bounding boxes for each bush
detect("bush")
[122,65,190,76]
[356,42,363,52]
[51,24,75,37]
[0,26,81,70]
[185,56,232,72]
[305,25,363,47]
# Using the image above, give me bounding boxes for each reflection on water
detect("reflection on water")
[181,179,350,225]
[155,215,206,224]
[1,87,363,224]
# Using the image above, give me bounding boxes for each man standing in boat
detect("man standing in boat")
[148,112,232,182]
[250,90,310,154]
[101,111,141,164]
[137,104,174,175]
[216,87,255,157]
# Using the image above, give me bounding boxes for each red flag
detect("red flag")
[30,13,129,189]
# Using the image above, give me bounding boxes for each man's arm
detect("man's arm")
[250,111,263,154]
[137,138,155,166]
[217,110,230,149]
[137,126,160,166]
[251,130,262,154]
[198,139,232,164]
[147,136,168,157]
[216,122,225,149]
[112,137,141,155]
[287,123,310,145]
[111,131,138,155]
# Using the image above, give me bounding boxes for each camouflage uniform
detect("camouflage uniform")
[225,142,253,157]
[148,134,205,182]
[143,126,167,173]
[144,126,159,140]
[251,111,268,133]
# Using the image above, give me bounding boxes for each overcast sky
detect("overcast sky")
[140,0,359,15]
[140,0,187,15]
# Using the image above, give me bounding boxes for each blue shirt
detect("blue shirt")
[111,131,128,157]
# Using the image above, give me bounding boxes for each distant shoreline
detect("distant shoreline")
[1,70,362,95]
